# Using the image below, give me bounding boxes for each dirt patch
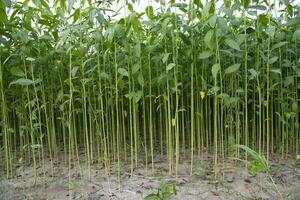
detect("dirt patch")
[0,154,299,200]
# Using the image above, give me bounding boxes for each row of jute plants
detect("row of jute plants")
[0,0,299,184]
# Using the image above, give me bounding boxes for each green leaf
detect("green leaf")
[270,69,281,74]
[132,64,140,74]
[26,57,35,62]
[241,0,250,9]
[10,67,25,77]
[269,56,278,64]
[292,102,298,111]
[9,78,34,87]
[145,6,154,19]
[249,5,267,10]
[138,73,144,87]
[127,3,133,12]
[162,53,170,63]
[40,0,50,10]
[172,3,187,8]
[234,145,270,174]
[204,30,215,50]
[2,0,11,7]
[202,1,211,19]
[133,90,143,103]
[292,29,300,41]
[73,8,80,23]
[208,86,220,95]
[212,64,220,79]
[179,32,191,45]
[225,63,241,74]
[172,184,177,195]
[284,76,294,87]
[225,39,240,51]
[199,51,213,59]
[193,0,203,8]
[100,72,110,80]
[0,9,7,23]
[266,26,275,38]
[208,15,217,28]
[272,41,287,50]
[166,63,175,71]
[71,66,79,77]
[249,68,259,77]
[125,90,143,103]
[31,144,42,149]
[118,68,129,77]
[144,193,160,200]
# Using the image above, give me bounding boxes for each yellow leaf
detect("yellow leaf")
[172,118,176,127]
[297,155,300,160]
[200,91,205,99]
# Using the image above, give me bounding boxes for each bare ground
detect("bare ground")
[0,153,299,200]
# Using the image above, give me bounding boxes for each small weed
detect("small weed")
[144,180,177,200]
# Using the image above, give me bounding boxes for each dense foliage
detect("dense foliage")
[0,0,299,184]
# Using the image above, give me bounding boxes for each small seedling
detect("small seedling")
[144,180,177,200]
[233,145,283,200]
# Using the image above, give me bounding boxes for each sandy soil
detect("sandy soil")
[0,153,299,200]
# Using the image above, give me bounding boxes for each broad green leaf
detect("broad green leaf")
[266,26,275,38]
[9,78,34,87]
[132,64,140,74]
[193,0,203,8]
[287,4,293,17]
[199,51,213,59]
[35,78,42,85]
[271,69,281,74]
[208,15,217,28]
[138,73,144,87]
[133,90,143,103]
[166,63,175,71]
[145,6,154,19]
[162,53,170,63]
[127,3,133,12]
[204,30,215,50]
[292,102,298,111]
[71,66,79,77]
[269,56,278,64]
[272,41,287,50]
[217,17,228,30]
[118,68,129,77]
[225,39,240,51]
[284,76,294,87]
[225,63,241,74]
[208,86,220,95]
[10,67,25,77]
[26,57,35,62]
[292,29,300,41]
[73,8,80,22]
[258,14,268,26]
[100,72,110,80]
[248,68,259,77]
[212,63,220,79]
